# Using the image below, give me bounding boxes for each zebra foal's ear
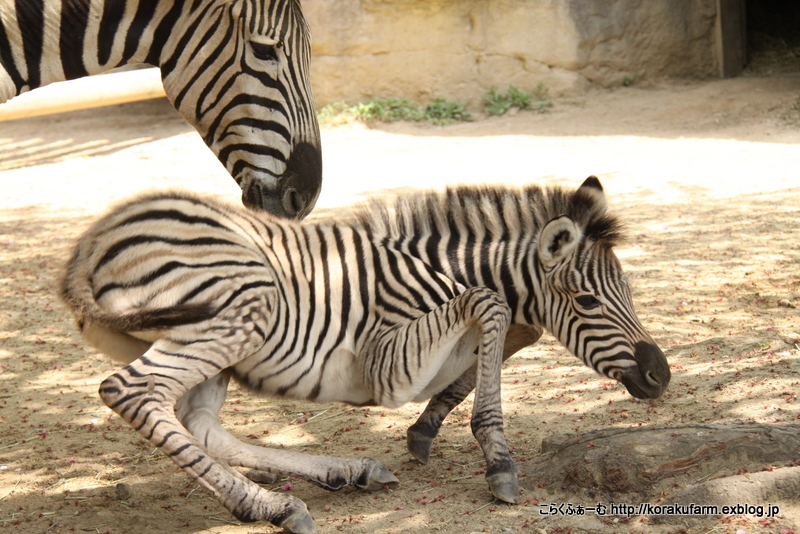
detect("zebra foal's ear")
[577,175,608,216]
[580,176,603,192]
[538,216,581,269]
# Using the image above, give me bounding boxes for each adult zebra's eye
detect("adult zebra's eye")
[575,295,602,309]
[251,41,280,62]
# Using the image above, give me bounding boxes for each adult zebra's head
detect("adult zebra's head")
[159,0,321,219]
[534,177,670,399]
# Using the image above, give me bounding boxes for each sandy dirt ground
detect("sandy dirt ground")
[0,73,799,534]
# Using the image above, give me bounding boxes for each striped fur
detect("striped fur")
[60,177,670,532]
[0,0,321,218]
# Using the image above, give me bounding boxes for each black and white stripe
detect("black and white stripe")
[0,0,321,218]
[60,177,670,532]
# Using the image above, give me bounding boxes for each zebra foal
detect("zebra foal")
[0,0,321,218]
[60,177,670,533]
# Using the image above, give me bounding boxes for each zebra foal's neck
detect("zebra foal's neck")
[361,183,617,243]
[356,182,622,314]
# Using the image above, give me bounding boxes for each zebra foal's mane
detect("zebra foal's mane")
[354,183,627,247]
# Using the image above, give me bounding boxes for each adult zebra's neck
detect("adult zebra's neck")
[0,0,180,103]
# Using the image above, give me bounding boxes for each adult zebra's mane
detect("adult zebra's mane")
[353,182,627,247]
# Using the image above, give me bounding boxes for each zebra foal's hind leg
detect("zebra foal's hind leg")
[99,337,315,534]
[407,324,543,464]
[175,372,398,492]
[367,287,517,503]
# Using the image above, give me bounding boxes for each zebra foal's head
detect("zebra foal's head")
[160,0,321,219]
[534,177,670,399]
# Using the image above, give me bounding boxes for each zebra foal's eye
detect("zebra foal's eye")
[251,41,280,62]
[575,295,602,309]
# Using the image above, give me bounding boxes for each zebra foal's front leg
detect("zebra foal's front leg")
[407,324,543,464]
[99,338,315,534]
[367,287,518,503]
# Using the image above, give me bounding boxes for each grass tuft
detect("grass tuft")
[319,97,472,126]
[483,84,552,116]
[424,97,473,125]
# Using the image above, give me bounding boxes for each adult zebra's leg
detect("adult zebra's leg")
[367,287,518,503]
[407,325,543,464]
[175,372,398,492]
[99,338,315,534]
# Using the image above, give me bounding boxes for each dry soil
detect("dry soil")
[0,73,799,534]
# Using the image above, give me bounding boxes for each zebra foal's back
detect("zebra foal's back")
[62,191,274,330]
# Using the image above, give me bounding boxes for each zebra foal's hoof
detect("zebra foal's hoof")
[276,507,316,534]
[232,489,315,533]
[366,463,400,491]
[406,427,434,464]
[486,471,520,504]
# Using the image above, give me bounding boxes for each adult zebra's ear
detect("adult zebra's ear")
[538,216,581,270]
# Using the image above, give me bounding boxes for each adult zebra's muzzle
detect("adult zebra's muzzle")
[617,341,671,399]
[240,141,322,219]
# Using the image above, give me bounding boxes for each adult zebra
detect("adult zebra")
[60,177,670,533]
[0,0,321,219]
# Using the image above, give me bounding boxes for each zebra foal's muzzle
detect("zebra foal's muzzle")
[617,341,671,399]
[240,142,322,219]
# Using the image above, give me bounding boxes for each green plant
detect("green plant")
[483,84,551,116]
[317,97,472,126]
[352,98,425,122]
[483,85,524,115]
[530,82,553,113]
[424,97,473,125]
[317,102,356,126]
[483,87,505,115]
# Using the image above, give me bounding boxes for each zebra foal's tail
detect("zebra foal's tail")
[59,196,216,362]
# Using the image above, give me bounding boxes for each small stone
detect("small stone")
[115,482,132,501]
[782,333,800,345]
[778,298,795,308]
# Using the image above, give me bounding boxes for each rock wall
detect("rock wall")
[303,0,721,106]
[568,0,719,85]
